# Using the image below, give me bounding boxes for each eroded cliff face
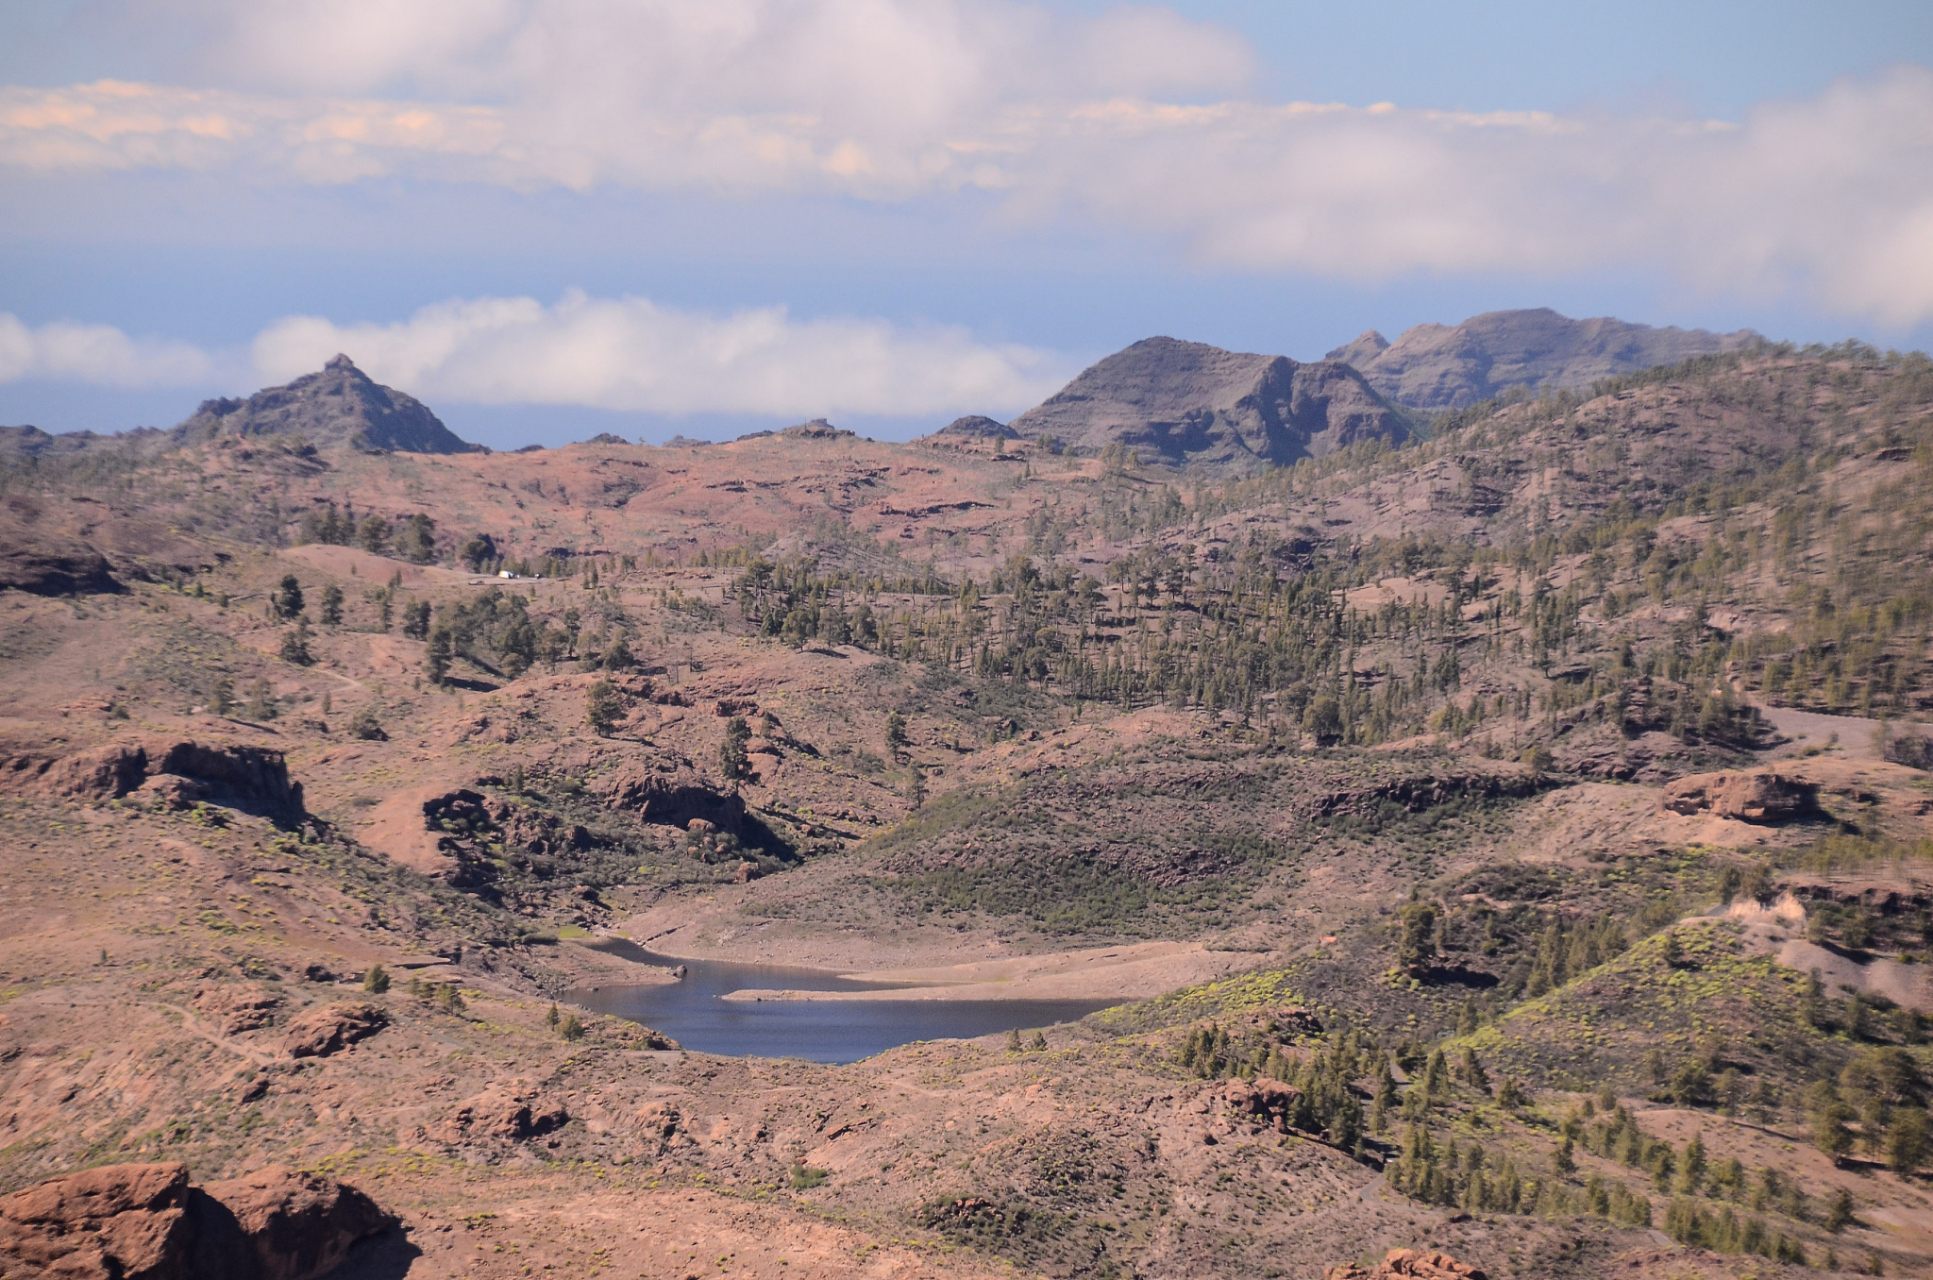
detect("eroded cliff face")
[1006,336,1409,469]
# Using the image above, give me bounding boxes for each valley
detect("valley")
[2,320,1932,1279]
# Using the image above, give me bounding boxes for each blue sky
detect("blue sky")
[3,0,1931,447]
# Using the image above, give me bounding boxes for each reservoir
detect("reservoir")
[569,939,1118,1063]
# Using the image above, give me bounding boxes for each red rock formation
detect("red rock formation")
[1661,770,1813,823]
[0,1161,387,1280]
[280,1002,387,1058]
[1326,1247,1488,1280]
[0,1161,192,1278]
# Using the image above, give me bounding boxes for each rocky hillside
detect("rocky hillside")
[176,354,484,454]
[1006,336,1410,470]
[1329,308,1762,410]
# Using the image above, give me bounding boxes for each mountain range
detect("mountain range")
[1326,307,1761,410]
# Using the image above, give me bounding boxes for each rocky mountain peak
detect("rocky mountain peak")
[1004,335,1408,471]
[175,357,484,455]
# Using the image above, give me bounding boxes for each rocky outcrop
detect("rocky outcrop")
[195,1167,388,1280]
[1214,1078,1303,1135]
[432,1086,570,1144]
[280,1003,387,1058]
[176,354,483,454]
[600,762,748,831]
[194,983,285,1035]
[0,1161,387,1280]
[3,738,304,817]
[1328,308,1760,411]
[0,1161,191,1278]
[1326,1248,1488,1280]
[1662,770,1815,823]
[0,515,118,595]
[929,415,1018,441]
[1310,770,1540,819]
[1007,337,1409,471]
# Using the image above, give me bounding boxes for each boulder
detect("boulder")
[1661,770,1814,823]
[0,1162,387,1280]
[195,1167,387,1280]
[432,1087,570,1144]
[281,1003,387,1058]
[1326,1248,1488,1280]
[0,1161,191,1278]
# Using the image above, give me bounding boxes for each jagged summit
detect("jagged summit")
[1329,308,1762,411]
[1006,336,1408,471]
[176,354,484,454]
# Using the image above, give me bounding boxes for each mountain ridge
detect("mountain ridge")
[1006,335,1410,471]
[1330,307,1762,410]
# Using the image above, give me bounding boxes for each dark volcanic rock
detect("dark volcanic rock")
[176,354,483,454]
[1329,308,1761,411]
[1007,337,1408,471]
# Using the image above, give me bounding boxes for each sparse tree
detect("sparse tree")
[884,709,908,756]
[357,515,390,554]
[721,716,752,780]
[402,599,431,640]
[242,677,277,721]
[279,617,314,666]
[587,679,623,736]
[425,627,453,686]
[601,635,636,671]
[396,513,437,563]
[273,574,304,620]
[1397,902,1438,977]
[318,583,344,626]
[1304,695,1344,746]
[362,963,390,994]
[349,706,387,741]
[459,533,498,572]
[1888,1108,1928,1176]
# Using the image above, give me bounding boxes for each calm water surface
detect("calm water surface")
[570,939,1116,1064]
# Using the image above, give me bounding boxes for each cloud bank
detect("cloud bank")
[253,292,1067,415]
[0,295,1070,418]
[0,313,218,387]
[3,1,1931,322]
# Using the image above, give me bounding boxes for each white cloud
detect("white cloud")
[0,313,219,387]
[1,2,1931,323]
[254,291,1068,415]
[0,293,1069,418]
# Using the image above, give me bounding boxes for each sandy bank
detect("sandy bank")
[714,939,1267,1003]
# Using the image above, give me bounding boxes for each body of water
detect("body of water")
[569,939,1117,1064]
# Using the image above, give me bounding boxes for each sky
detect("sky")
[2,0,1931,448]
